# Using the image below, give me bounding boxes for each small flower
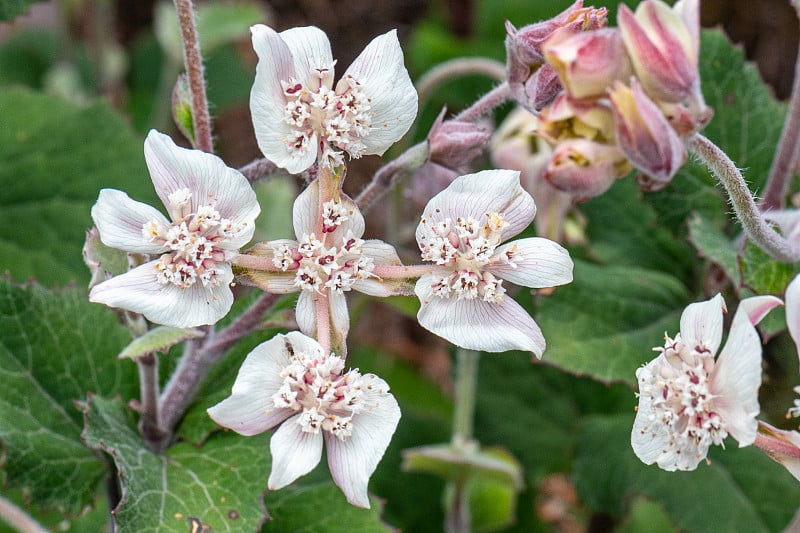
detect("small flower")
[631,294,781,471]
[240,180,409,344]
[414,169,573,356]
[89,130,260,328]
[250,25,418,173]
[608,79,686,188]
[207,331,400,508]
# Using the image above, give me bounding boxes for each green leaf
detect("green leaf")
[0,279,135,513]
[0,0,45,21]
[536,260,690,385]
[688,213,740,281]
[617,498,675,533]
[572,414,800,532]
[81,395,271,533]
[119,326,205,360]
[0,87,155,286]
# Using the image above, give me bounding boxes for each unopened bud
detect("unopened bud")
[544,138,630,199]
[428,108,492,171]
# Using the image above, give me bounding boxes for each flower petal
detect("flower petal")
[292,181,365,241]
[143,131,260,248]
[89,261,234,327]
[207,333,300,436]
[326,374,400,507]
[353,240,413,296]
[679,293,725,356]
[738,295,783,327]
[279,26,335,89]
[341,29,418,155]
[487,237,573,288]
[416,275,546,356]
[268,415,324,490]
[631,358,674,467]
[91,189,169,254]
[250,25,316,173]
[711,299,765,446]
[295,290,316,338]
[416,170,536,245]
[786,275,800,361]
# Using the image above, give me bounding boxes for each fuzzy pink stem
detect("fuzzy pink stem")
[315,292,331,355]
[454,82,510,123]
[233,254,283,271]
[174,0,213,153]
[372,264,436,279]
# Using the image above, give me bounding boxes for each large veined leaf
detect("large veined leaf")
[0,88,155,286]
[0,279,135,513]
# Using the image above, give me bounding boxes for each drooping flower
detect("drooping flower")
[250,24,418,174]
[239,179,410,347]
[631,294,781,471]
[414,169,574,357]
[207,331,400,508]
[89,130,260,328]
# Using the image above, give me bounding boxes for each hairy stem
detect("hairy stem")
[687,133,800,262]
[454,82,510,123]
[239,158,279,184]
[760,0,800,211]
[157,293,279,449]
[137,353,165,449]
[315,292,331,356]
[355,141,429,212]
[416,57,506,107]
[174,0,213,153]
[0,495,48,533]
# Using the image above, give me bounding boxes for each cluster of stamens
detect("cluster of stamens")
[418,212,520,302]
[142,188,243,289]
[282,67,372,168]
[272,348,367,440]
[636,334,727,469]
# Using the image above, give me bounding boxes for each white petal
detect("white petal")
[329,290,350,354]
[295,290,316,337]
[91,189,169,254]
[631,360,673,466]
[415,275,546,356]
[250,25,316,173]
[416,170,536,246]
[268,415,324,490]
[487,238,573,288]
[679,293,725,355]
[292,181,365,241]
[786,275,800,360]
[738,295,783,326]
[144,131,260,248]
[711,301,763,446]
[326,375,401,508]
[341,29,418,155]
[207,333,299,435]
[279,26,335,89]
[89,261,234,327]
[353,240,411,297]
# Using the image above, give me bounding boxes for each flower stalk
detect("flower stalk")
[137,352,164,448]
[454,82,511,123]
[173,0,213,153]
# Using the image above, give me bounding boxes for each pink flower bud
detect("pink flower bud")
[617,0,700,104]
[537,93,616,146]
[428,108,492,171]
[543,27,632,100]
[506,1,608,112]
[608,79,686,188]
[544,138,630,199]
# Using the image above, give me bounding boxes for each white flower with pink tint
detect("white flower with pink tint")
[414,169,573,357]
[207,331,400,508]
[632,293,781,471]
[250,25,418,173]
[89,130,260,328]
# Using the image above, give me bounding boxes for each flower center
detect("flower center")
[637,334,727,468]
[142,188,243,289]
[418,212,520,302]
[282,72,373,168]
[272,349,364,440]
[271,231,373,294]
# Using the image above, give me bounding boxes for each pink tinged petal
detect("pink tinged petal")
[143,131,260,247]
[292,180,366,240]
[91,189,169,254]
[711,301,765,446]
[679,293,725,356]
[608,80,686,186]
[329,290,350,354]
[89,261,234,327]
[250,25,318,173]
[341,29,418,155]
[268,414,324,490]
[326,375,401,508]
[415,275,546,356]
[279,26,335,89]
[487,238,573,288]
[352,240,412,297]
[295,290,316,338]
[787,275,800,359]
[207,333,300,435]
[738,295,783,327]
[416,170,536,245]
